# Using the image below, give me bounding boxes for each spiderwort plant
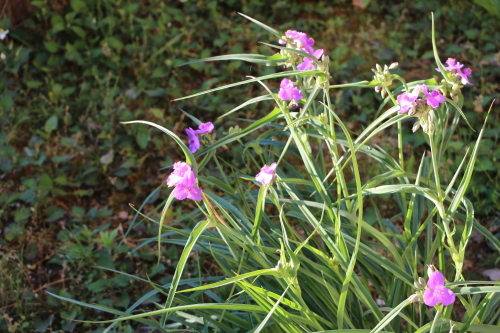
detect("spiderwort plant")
[53,14,500,333]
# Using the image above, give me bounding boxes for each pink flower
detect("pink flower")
[185,122,214,153]
[279,30,315,54]
[436,58,474,86]
[421,85,446,108]
[195,122,214,135]
[255,162,277,185]
[297,49,324,70]
[397,85,422,114]
[397,84,445,114]
[278,79,303,102]
[166,162,202,201]
[166,162,193,187]
[423,269,455,306]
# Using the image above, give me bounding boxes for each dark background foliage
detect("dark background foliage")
[0,0,499,331]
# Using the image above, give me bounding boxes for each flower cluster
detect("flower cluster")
[436,58,473,86]
[410,266,455,307]
[372,62,399,98]
[166,162,202,201]
[186,122,214,153]
[255,162,277,186]
[279,30,324,71]
[397,84,445,134]
[278,79,303,106]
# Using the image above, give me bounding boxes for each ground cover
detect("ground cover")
[0,0,499,331]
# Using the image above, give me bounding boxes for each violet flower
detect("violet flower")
[186,128,200,153]
[297,49,324,70]
[256,162,277,185]
[278,79,303,102]
[185,121,214,153]
[423,269,455,306]
[279,30,315,54]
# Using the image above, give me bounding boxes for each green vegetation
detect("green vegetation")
[1,0,499,331]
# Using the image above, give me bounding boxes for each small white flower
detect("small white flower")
[0,29,9,40]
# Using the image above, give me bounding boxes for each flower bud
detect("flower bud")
[389,62,399,69]
[414,281,422,289]
[412,121,421,133]
[418,277,426,288]
[376,63,382,72]
[381,89,387,98]
[375,86,382,93]
[427,265,435,278]
[408,294,420,303]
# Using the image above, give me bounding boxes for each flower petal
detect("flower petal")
[427,270,445,289]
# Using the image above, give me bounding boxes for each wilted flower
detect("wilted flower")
[256,162,277,185]
[436,58,474,86]
[185,121,214,153]
[278,79,303,102]
[279,30,315,54]
[0,29,9,40]
[166,162,202,201]
[297,49,324,70]
[423,267,455,306]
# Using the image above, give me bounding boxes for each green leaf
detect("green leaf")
[474,0,500,16]
[45,206,66,222]
[44,42,60,53]
[44,115,58,133]
[70,0,87,12]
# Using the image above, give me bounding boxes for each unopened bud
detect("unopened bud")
[427,123,435,134]
[375,86,382,93]
[389,62,399,69]
[376,63,382,72]
[381,89,387,98]
[412,121,421,133]
[418,277,426,288]
[408,294,420,303]
[383,64,389,72]
[414,281,422,289]
[421,123,428,133]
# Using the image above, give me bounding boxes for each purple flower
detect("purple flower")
[436,58,463,72]
[255,162,277,185]
[279,30,315,54]
[421,85,446,108]
[166,162,202,201]
[297,49,324,70]
[423,269,455,306]
[458,68,474,86]
[278,79,303,102]
[436,58,473,86]
[185,121,214,153]
[186,128,200,153]
[195,122,214,135]
[397,85,421,114]
[172,184,202,200]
